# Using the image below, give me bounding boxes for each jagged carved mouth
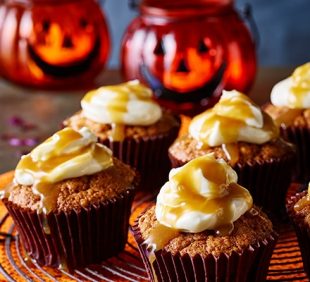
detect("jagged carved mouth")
[140,63,226,104]
[28,37,100,78]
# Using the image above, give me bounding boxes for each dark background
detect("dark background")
[102,0,310,68]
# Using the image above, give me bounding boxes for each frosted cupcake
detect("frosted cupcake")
[169,90,296,217]
[1,127,137,269]
[287,183,310,277]
[265,62,310,182]
[133,154,277,282]
[64,80,180,193]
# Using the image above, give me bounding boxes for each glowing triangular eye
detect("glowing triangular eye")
[198,40,209,53]
[42,20,51,32]
[80,18,88,28]
[154,40,165,55]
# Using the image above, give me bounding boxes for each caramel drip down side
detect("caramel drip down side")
[294,184,310,212]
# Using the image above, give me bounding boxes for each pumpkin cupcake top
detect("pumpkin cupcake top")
[293,183,310,225]
[189,89,279,147]
[156,154,253,234]
[1,127,136,214]
[63,80,181,142]
[265,63,310,128]
[271,62,310,109]
[139,154,274,257]
[82,80,162,125]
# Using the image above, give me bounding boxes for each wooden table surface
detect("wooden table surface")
[0,67,293,174]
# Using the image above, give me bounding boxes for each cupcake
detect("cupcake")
[1,127,137,270]
[264,62,310,182]
[64,80,180,193]
[133,154,278,282]
[169,90,296,217]
[287,183,310,277]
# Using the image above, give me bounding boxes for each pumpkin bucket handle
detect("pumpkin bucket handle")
[238,3,260,47]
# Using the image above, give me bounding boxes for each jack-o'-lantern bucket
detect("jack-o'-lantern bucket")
[0,0,110,88]
[121,0,256,115]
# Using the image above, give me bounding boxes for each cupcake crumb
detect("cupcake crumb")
[138,205,274,257]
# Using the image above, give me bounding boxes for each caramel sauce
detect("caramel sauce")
[199,110,277,143]
[41,214,51,234]
[271,107,303,127]
[221,143,239,166]
[199,113,242,144]
[159,156,252,234]
[214,93,257,123]
[12,128,112,215]
[83,81,156,141]
[290,63,310,107]
[110,124,125,142]
[294,184,310,212]
[192,93,278,147]
[144,223,179,252]
[175,181,250,230]
[215,223,234,236]
[144,223,179,282]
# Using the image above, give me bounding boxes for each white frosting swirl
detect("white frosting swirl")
[15,127,113,186]
[81,80,162,126]
[155,154,253,233]
[271,63,310,109]
[189,90,278,146]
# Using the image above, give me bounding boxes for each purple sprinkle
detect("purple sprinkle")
[9,116,25,127]
[24,137,39,147]
[8,137,24,147]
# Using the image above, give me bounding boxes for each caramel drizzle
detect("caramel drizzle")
[221,143,239,166]
[11,128,112,215]
[191,92,278,148]
[294,184,310,212]
[83,82,157,142]
[143,223,179,282]
[110,124,125,142]
[271,107,303,127]
[290,63,310,107]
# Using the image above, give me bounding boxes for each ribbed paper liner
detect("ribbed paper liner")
[100,127,179,194]
[170,153,295,219]
[281,126,310,182]
[132,216,278,282]
[3,188,135,270]
[287,191,310,277]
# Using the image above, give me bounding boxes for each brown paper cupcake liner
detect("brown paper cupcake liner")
[287,191,310,277]
[132,216,278,282]
[170,153,295,219]
[3,187,135,270]
[281,126,310,182]
[234,155,295,219]
[100,127,179,194]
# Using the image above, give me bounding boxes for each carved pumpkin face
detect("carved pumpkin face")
[29,15,97,65]
[0,0,110,87]
[121,10,256,115]
[28,6,103,78]
[142,26,224,93]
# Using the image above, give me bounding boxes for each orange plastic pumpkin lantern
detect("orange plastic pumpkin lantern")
[121,0,256,115]
[0,0,110,88]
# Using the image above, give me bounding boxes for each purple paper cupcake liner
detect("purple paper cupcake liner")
[281,126,310,182]
[287,191,310,277]
[3,187,135,270]
[132,214,278,282]
[100,126,179,194]
[169,153,295,219]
